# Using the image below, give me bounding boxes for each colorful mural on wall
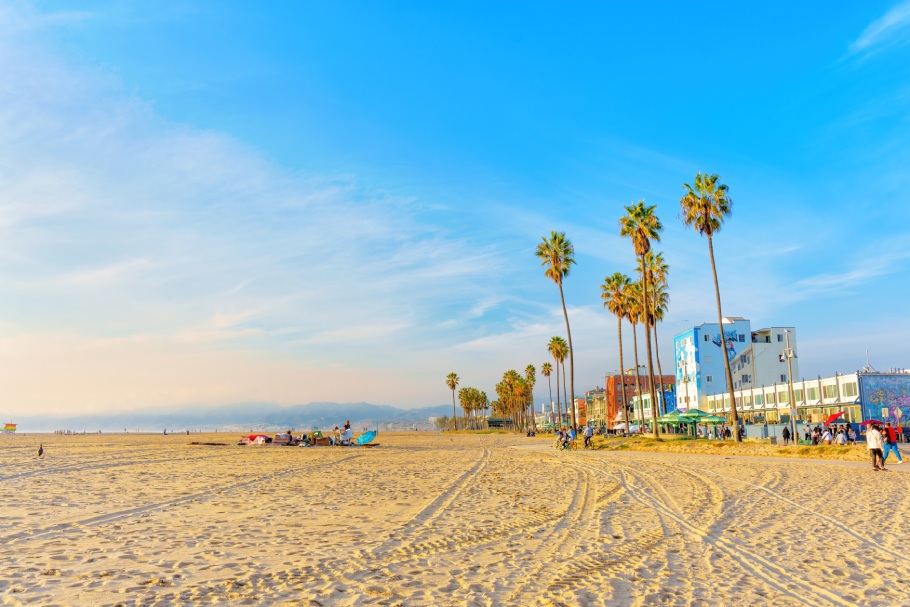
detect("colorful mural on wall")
[860,374,910,428]
[711,329,741,360]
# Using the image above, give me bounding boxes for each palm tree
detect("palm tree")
[680,173,739,440]
[626,282,646,432]
[553,336,569,427]
[541,362,553,428]
[548,336,564,428]
[601,272,633,434]
[535,232,578,430]
[446,372,459,431]
[525,364,536,432]
[639,251,670,415]
[620,201,663,437]
[651,282,670,414]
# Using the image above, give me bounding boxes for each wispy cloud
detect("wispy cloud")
[850,1,910,53]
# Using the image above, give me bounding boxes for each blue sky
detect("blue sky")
[1,1,910,416]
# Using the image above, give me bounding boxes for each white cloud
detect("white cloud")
[850,1,910,53]
[0,4,505,413]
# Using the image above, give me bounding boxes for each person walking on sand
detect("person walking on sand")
[867,424,886,471]
[781,426,791,446]
[882,422,903,465]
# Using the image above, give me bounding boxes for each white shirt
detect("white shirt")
[867,427,884,450]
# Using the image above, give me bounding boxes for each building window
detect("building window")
[777,334,783,342]
[778,390,788,403]
[739,334,745,342]
[744,396,752,407]
[794,389,803,401]
[844,382,858,397]
[767,393,776,404]
[706,375,713,382]
[704,334,710,342]
[808,387,818,400]
[755,395,764,406]
[741,374,750,383]
[824,385,837,399]
[780,374,787,382]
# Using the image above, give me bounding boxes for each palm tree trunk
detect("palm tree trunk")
[561,360,569,428]
[708,234,741,441]
[554,361,562,430]
[632,322,644,432]
[653,322,665,416]
[451,390,457,432]
[557,283,577,431]
[547,376,553,429]
[618,315,630,433]
[641,254,659,438]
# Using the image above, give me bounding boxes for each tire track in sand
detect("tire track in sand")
[618,468,859,607]
[1,453,365,547]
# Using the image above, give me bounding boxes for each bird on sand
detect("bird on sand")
[38,444,43,457]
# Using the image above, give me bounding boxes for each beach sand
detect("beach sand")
[2,431,908,606]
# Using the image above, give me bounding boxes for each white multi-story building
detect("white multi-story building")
[674,318,799,411]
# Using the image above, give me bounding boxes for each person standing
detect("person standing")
[883,422,903,464]
[781,425,791,446]
[867,424,886,471]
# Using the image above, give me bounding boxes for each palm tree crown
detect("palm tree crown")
[535,231,575,285]
[680,173,731,237]
[619,200,662,257]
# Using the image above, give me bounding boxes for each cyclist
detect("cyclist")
[583,425,594,449]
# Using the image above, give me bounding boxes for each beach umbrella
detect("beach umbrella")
[658,411,683,424]
[824,411,845,426]
[678,409,709,421]
[701,415,727,424]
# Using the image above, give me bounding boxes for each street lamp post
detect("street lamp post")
[780,329,798,441]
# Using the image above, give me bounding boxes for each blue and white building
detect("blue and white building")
[674,318,799,411]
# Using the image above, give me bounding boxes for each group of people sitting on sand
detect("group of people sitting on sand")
[297,420,356,447]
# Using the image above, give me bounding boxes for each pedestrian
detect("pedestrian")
[867,424,886,471]
[882,422,903,465]
[821,427,833,445]
[781,426,791,446]
[847,425,857,444]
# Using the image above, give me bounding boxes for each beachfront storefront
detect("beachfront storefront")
[704,371,910,430]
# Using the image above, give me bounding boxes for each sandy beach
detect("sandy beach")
[2,432,908,606]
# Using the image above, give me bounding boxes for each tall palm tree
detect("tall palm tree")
[536,232,578,430]
[446,372,459,431]
[680,173,740,440]
[651,282,670,414]
[639,251,670,415]
[541,362,553,427]
[601,272,633,433]
[525,364,536,432]
[553,336,569,427]
[548,336,565,428]
[626,282,646,431]
[620,201,663,437]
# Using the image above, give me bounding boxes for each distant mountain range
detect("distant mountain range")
[8,402,454,433]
